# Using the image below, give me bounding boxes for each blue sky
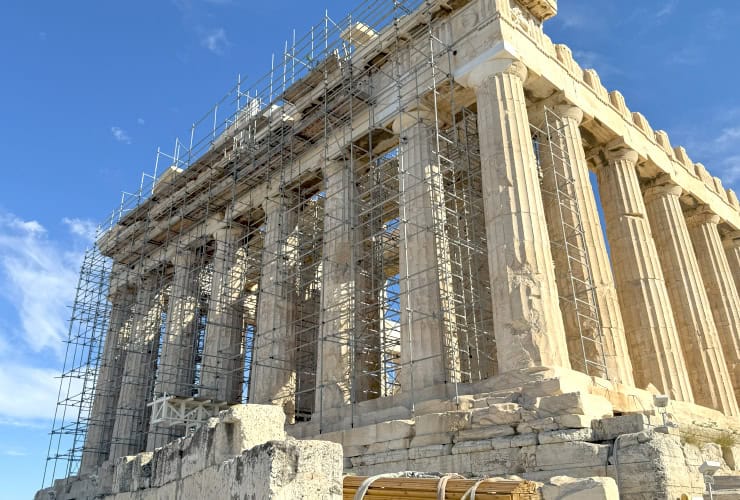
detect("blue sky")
[1,0,738,497]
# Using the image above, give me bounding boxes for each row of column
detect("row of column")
[82,225,256,468]
[84,56,740,471]
[460,57,740,415]
[251,59,740,423]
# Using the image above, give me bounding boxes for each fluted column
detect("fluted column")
[536,104,634,384]
[394,110,460,391]
[80,286,135,472]
[724,231,740,293]
[200,224,247,403]
[146,248,200,450]
[315,160,381,412]
[644,183,737,414]
[687,207,740,401]
[594,148,692,402]
[110,274,166,459]
[250,191,299,420]
[466,59,570,372]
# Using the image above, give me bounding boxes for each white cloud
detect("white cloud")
[715,127,740,146]
[111,126,132,144]
[571,50,622,78]
[0,364,63,421]
[554,2,595,30]
[718,155,740,186]
[0,212,85,355]
[137,117,146,126]
[0,211,97,423]
[201,28,229,55]
[673,116,740,192]
[2,449,28,456]
[655,0,676,18]
[62,217,99,242]
[0,417,49,429]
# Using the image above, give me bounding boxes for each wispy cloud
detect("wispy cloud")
[137,117,146,126]
[0,363,63,422]
[2,449,28,457]
[62,217,98,242]
[0,212,85,355]
[718,155,740,186]
[111,126,131,144]
[572,50,622,79]
[714,127,740,146]
[0,211,93,423]
[172,0,235,56]
[0,417,49,429]
[200,28,229,55]
[672,112,740,191]
[552,0,613,33]
[557,13,586,29]
[655,0,677,19]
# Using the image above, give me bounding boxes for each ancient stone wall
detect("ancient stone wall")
[36,405,343,500]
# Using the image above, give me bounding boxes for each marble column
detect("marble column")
[315,160,381,412]
[200,224,247,403]
[80,286,135,472]
[724,231,740,294]
[687,207,740,401]
[250,191,300,420]
[466,59,570,372]
[644,183,737,414]
[109,274,166,460]
[536,103,634,384]
[146,248,200,450]
[594,148,693,402]
[394,110,461,391]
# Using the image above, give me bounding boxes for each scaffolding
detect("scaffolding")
[42,0,604,487]
[43,241,112,484]
[532,109,608,378]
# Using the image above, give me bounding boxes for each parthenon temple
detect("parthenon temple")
[40,0,740,498]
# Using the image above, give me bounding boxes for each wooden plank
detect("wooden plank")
[343,476,541,500]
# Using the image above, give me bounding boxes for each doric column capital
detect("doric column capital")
[604,147,639,165]
[528,100,583,127]
[391,108,435,134]
[552,104,584,125]
[643,183,683,204]
[463,59,527,90]
[686,205,721,227]
[724,231,740,249]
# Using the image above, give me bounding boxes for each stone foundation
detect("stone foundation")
[292,367,740,499]
[37,372,740,499]
[35,405,343,500]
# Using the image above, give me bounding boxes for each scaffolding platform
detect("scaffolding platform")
[147,394,230,428]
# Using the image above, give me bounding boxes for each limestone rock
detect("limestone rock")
[537,392,613,418]
[541,476,619,500]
